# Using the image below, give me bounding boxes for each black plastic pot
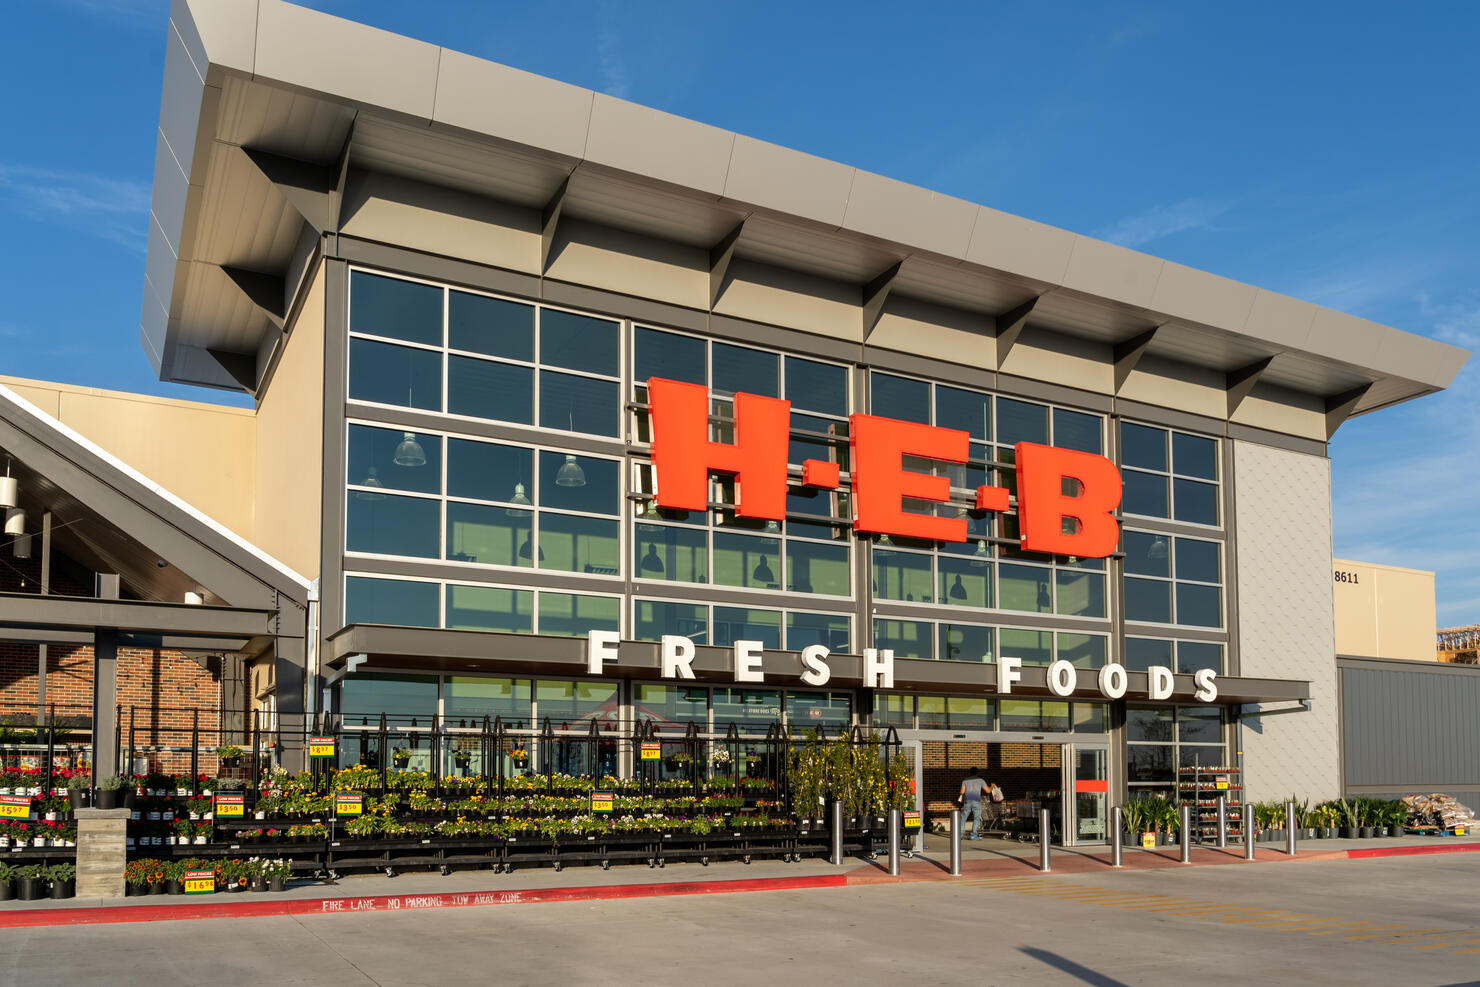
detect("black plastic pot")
[68,788,90,811]
[49,879,74,900]
[94,788,120,810]
[0,880,13,901]
[269,876,286,892]
[167,880,183,895]
[1392,825,1407,838]
[250,876,268,892]
[1339,826,1358,839]
[125,883,147,896]
[17,877,45,901]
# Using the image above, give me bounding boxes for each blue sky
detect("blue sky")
[3,1,1477,623]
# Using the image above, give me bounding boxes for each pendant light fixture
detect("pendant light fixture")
[394,432,427,467]
[638,497,663,532]
[555,454,586,487]
[970,539,990,567]
[764,518,780,533]
[354,467,387,501]
[0,459,16,510]
[518,534,545,562]
[4,507,24,537]
[752,555,775,585]
[1148,536,1169,561]
[13,533,31,559]
[505,482,532,515]
[640,543,665,574]
[949,573,967,600]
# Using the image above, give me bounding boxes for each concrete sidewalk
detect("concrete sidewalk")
[2,832,1475,927]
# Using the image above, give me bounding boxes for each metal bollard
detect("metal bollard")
[830,800,844,866]
[1110,806,1123,867]
[887,809,902,876]
[1038,809,1051,872]
[1179,805,1192,863]
[948,809,962,876]
[1243,802,1255,860]
[1286,800,1297,857]
[1216,794,1227,848]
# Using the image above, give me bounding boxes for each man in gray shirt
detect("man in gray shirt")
[958,766,993,840]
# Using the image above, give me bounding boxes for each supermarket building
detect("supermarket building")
[0,0,1470,843]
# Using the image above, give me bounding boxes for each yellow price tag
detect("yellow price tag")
[0,796,30,819]
[308,737,336,758]
[640,743,662,761]
[215,795,245,817]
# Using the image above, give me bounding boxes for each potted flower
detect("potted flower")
[15,864,45,901]
[95,775,127,810]
[217,745,245,769]
[393,747,412,770]
[507,746,528,768]
[247,858,269,892]
[265,858,291,892]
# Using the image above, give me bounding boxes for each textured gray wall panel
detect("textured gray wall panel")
[1341,663,1480,790]
[1233,440,1340,802]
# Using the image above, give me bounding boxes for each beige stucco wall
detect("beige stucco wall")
[252,265,326,579]
[0,375,256,540]
[1333,558,1436,661]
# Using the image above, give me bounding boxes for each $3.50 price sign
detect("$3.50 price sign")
[214,794,245,818]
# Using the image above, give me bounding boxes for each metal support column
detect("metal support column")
[1286,801,1297,856]
[1216,794,1227,848]
[948,809,962,876]
[830,800,844,865]
[887,809,901,876]
[1110,806,1123,867]
[1243,803,1255,860]
[1038,809,1051,872]
[90,627,119,790]
[1179,805,1192,863]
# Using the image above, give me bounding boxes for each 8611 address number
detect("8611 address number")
[1334,570,1360,584]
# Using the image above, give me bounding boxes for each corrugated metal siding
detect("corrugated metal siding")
[1341,661,1480,790]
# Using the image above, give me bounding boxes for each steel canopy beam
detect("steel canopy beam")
[709,219,746,309]
[1226,356,1275,418]
[1324,382,1374,438]
[993,296,1039,368]
[1113,327,1160,393]
[861,261,903,341]
[0,593,280,638]
[540,174,571,273]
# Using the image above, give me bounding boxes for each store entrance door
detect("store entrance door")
[1070,746,1110,843]
[916,738,1075,844]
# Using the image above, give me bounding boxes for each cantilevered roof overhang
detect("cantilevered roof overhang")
[146,0,1467,426]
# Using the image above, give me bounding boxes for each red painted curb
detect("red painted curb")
[0,874,850,929]
[1345,841,1480,860]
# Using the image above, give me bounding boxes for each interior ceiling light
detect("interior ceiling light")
[970,539,990,568]
[355,467,387,501]
[3,507,24,537]
[13,533,32,559]
[752,555,775,584]
[555,454,586,487]
[505,482,532,515]
[1148,536,1169,560]
[0,459,16,510]
[394,432,427,467]
[640,543,665,574]
[949,573,967,600]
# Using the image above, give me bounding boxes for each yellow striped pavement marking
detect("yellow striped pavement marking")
[1343,927,1438,940]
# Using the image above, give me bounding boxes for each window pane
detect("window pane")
[1055,569,1105,618]
[1179,744,1224,769]
[1053,409,1102,453]
[1173,478,1219,526]
[538,309,618,376]
[635,684,709,726]
[1177,641,1223,675]
[1124,531,1171,578]
[1125,577,1172,624]
[1126,706,1175,742]
[344,576,438,628]
[712,688,781,729]
[714,607,782,650]
[1121,470,1169,518]
[917,695,948,729]
[348,424,441,495]
[1179,706,1222,743]
[1174,538,1221,584]
[713,531,781,590]
[350,272,442,346]
[947,697,993,729]
[872,618,932,658]
[935,386,991,439]
[448,440,532,503]
[873,549,933,603]
[1127,744,1174,783]
[874,694,914,727]
[997,398,1049,446]
[713,343,778,397]
[448,355,532,423]
[445,677,530,723]
[444,584,533,633]
[341,671,438,719]
[537,680,619,722]
[1125,638,1173,673]
[786,539,849,596]
[350,338,441,410]
[539,513,619,574]
[540,593,619,636]
[1175,584,1222,627]
[347,493,439,558]
[939,555,992,608]
[635,328,704,386]
[871,373,929,423]
[448,291,533,361]
[939,623,993,663]
[1172,432,1218,480]
[1120,423,1167,471]
[539,452,619,515]
[1057,632,1107,669]
[1073,703,1108,733]
[999,628,1052,666]
[540,370,618,436]
[999,702,1046,732]
[634,599,708,643]
[786,612,851,651]
[998,562,1051,613]
[787,691,851,730]
[446,503,529,567]
[789,413,849,470]
[635,524,706,583]
[785,357,847,417]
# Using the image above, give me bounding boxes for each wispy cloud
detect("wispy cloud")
[595,0,630,99]
[1420,293,1480,349]
[0,164,150,253]
[1092,197,1230,248]
[54,0,164,29]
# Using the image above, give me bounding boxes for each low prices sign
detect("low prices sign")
[214,793,245,818]
[184,869,216,895]
[335,793,363,818]
[308,737,337,759]
[590,792,614,814]
[902,810,921,830]
[639,742,662,762]
[0,795,30,819]
[1215,777,1229,791]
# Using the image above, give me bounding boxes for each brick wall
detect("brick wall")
[921,741,1064,825]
